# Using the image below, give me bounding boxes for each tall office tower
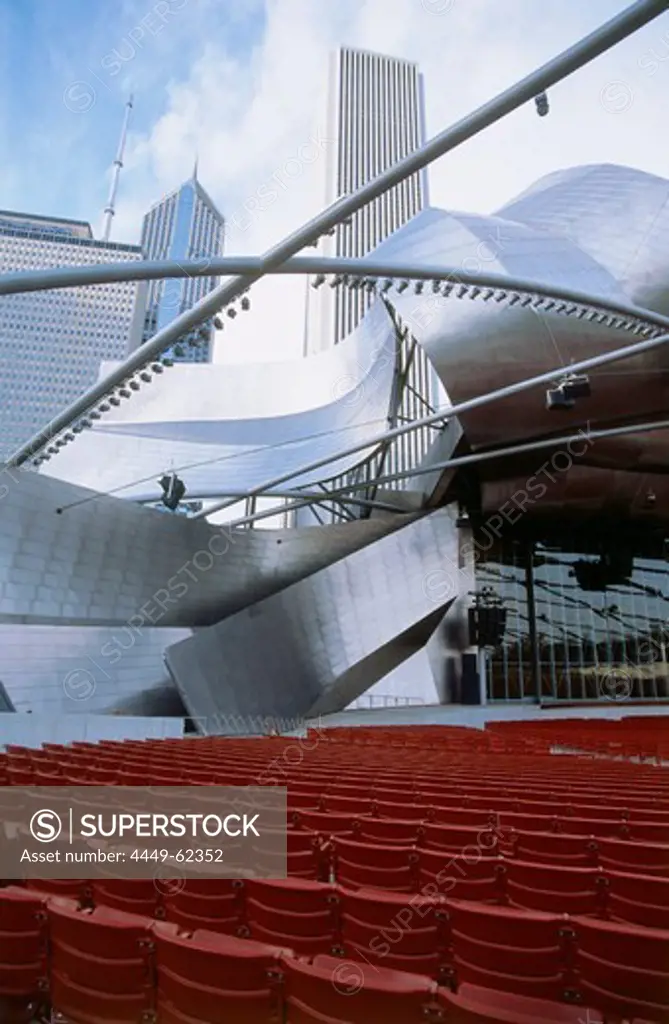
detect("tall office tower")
[139,167,225,364]
[306,48,429,355]
[0,210,146,460]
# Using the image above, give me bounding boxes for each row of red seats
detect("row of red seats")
[4,741,669,807]
[486,716,669,760]
[17,833,668,933]
[3,883,666,1024]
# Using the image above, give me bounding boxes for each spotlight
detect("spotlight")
[99,403,110,412]
[161,358,174,367]
[227,307,237,318]
[535,92,549,117]
[561,373,591,400]
[312,274,326,289]
[140,372,151,383]
[382,279,393,293]
[109,397,121,407]
[89,411,101,420]
[213,316,224,329]
[241,296,250,311]
[396,280,409,293]
[432,280,441,293]
[159,472,187,512]
[545,386,575,411]
[119,388,131,398]
[414,281,424,295]
[151,363,164,373]
[129,381,140,391]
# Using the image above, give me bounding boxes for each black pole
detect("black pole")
[524,541,541,702]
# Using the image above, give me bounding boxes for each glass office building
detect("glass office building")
[474,526,669,703]
[139,170,225,364]
[0,210,145,460]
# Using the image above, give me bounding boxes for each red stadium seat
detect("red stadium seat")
[338,885,447,980]
[154,921,288,1024]
[439,983,604,1023]
[47,898,154,1023]
[355,817,422,846]
[597,837,669,878]
[90,878,159,918]
[603,869,669,930]
[572,916,669,1021]
[333,837,418,893]
[243,878,338,954]
[443,900,571,1002]
[501,860,605,916]
[512,830,598,868]
[417,850,504,903]
[0,886,48,1024]
[421,822,502,857]
[282,953,438,1024]
[161,878,244,935]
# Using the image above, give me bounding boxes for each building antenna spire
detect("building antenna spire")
[102,95,133,242]
[192,153,199,181]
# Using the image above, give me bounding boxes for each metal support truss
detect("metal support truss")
[5,0,666,468]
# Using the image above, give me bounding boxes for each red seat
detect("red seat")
[90,878,159,918]
[338,885,446,980]
[243,878,338,954]
[501,860,605,916]
[433,807,497,829]
[512,830,598,868]
[439,982,606,1022]
[572,916,669,1021]
[282,952,438,1024]
[322,795,374,816]
[355,817,421,846]
[598,837,669,878]
[444,900,571,1002]
[374,800,428,822]
[604,869,669,930]
[421,822,501,857]
[47,899,154,1023]
[295,810,358,836]
[417,850,503,903]
[154,922,288,1024]
[162,879,245,935]
[333,837,417,893]
[0,886,48,1023]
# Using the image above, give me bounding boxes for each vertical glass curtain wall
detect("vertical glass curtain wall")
[476,532,669,702]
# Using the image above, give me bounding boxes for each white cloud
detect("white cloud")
[109,0,669,364]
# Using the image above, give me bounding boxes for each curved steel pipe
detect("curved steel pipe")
[6,0,666,468]
[1,255,668,332]
[221,416,669,529]
[194,330,669,518]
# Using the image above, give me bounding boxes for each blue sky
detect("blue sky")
[2,0,669,360]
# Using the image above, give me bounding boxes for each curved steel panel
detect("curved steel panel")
[40,295,397,500]
[498,164,669,317]
[371,199,669,463]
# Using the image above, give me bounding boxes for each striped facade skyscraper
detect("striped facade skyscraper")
[306,48,429,354]
[0,210,145,459]
[140,167,225,363]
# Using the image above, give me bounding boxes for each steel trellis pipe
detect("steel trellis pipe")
[221,416,669,529]
[1,256,669,333]
[193,330,669,519]
[6,0,667,468]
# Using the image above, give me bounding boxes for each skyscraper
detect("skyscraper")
[0,210,145,459]
[306,48,429,354]
[139,167,225,364]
